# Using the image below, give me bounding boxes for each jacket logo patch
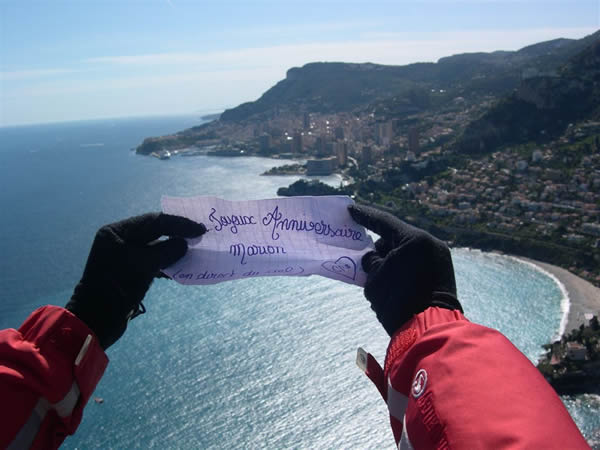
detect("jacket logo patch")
[412,369,427,398]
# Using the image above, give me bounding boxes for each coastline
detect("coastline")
[514,256,600,337]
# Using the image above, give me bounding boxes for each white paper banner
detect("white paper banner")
[161,195,375,286]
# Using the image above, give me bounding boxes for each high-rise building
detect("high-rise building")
[292,132,303,153]
[325,142,334,156]
[334,126,344,140]
[361,145,373,165]
[303,112,311,130]
[259,134,272,152]
[408,127,420,154]
[315,135,328,156]
[376,121,394,147]
[282,137,293,153]
[333,141,347,167]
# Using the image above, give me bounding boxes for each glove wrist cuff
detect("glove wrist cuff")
[66,285,128,350]
[430,291,463,314]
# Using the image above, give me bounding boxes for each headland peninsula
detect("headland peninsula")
[137,30,600,292]
[136,32,600,346]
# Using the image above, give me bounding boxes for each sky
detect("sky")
[0,0,598,126]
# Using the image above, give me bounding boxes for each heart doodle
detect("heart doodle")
[321,256,357,281]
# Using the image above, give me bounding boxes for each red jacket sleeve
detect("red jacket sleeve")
[361,307,589,449]
[0,306,108,449]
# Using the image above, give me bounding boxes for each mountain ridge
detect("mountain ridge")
[135,30,599,155]
[219,31,600,122]
[458,34,600,154]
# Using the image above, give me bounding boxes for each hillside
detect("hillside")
[266,33,600,288]
[136,31,599,156]
[219,32,600,123]
[458,34,600,154]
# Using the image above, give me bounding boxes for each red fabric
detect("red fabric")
[363,352,386,401]
[380,307,589,449]
[0,306,108,449]
[0,305,591,448]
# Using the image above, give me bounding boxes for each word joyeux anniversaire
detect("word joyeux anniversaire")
[208,205,364,242]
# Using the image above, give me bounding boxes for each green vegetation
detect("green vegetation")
[277,179,350,197]
[262,164,306,176]
[458,38,600,155]
[136,129,218,155]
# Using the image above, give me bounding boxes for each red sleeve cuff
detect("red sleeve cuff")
[384,306,466,377]
[18,305,108,430]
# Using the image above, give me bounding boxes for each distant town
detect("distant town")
[135,32,600,288]
[138,102,600,287]
[538,314,600,395]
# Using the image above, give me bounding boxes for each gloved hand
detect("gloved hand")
[349,204,462,336]
[66,213,206,349]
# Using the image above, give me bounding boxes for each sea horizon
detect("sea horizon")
[0,111,223,129]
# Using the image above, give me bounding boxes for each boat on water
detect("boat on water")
[150,150,171,160]
[206,148,246,157]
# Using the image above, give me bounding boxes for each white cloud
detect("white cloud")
[83,26,598,69]
[2,26,598,125]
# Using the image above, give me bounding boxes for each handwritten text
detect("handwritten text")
[261,205,363,241]
[208,207,256,234]
[229,242,287,265]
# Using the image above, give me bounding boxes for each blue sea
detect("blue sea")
[0,116,598,448]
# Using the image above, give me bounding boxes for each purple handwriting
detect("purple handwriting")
[172,268,235,280]
[208,207,256,234]
[229,242,287,265]
[261,205,363,241]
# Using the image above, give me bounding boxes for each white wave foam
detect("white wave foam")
[507,256,570,341]
[453,248,570,342]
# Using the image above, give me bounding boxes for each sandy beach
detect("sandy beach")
[518,257,600,336]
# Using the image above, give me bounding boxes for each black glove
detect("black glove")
[66,213,206,349]
[349,204,462,336]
